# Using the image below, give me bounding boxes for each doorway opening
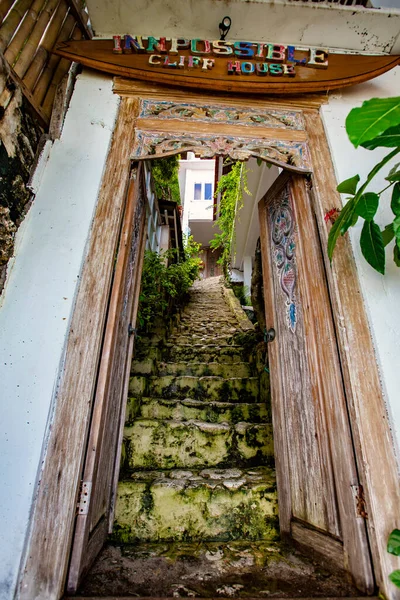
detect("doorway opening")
[55,91,380,599]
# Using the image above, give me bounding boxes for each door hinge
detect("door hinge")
[351,484,368,519]
[77,481,92,516]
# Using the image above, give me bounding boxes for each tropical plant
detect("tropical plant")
[210,161,250,278]
[137,235,201,331]
[328,97,400,274]
[150,155,181,204]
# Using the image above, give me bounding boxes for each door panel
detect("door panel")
[258,172,374,593]
[66,162,147,593]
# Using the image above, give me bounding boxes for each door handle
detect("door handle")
[265,328,276,343]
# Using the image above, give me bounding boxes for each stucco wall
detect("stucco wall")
[321,67,400,461]
[0,69,119,600]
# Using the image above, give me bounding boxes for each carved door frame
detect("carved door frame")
[18,85,400,600]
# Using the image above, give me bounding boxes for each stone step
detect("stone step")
[164,343,249,363]
[122,419,274,470]
[169,334,236,345]
[113,466,278,543]
[129,375,260,403]
[155,361,253,378]
[130,361,252,378]
[128,397,269,424]
[178,324,239,336]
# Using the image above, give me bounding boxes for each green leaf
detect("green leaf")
[361,124,400,149]
[360,219,385,274]
[355,193,379,221]
[327,198,356,261]
[389,570,400,588]
[394,215,400,237]
[346,97,400,148]
[394,244,400,267]
[391,183,400,216]
[336,175,360,195]
[382,223,395,247]
[388,529,400,555]
[386,163,400,183]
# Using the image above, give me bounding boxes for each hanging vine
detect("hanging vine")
[210,161,250,278]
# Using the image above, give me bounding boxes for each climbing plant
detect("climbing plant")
[150,155,181,204]
[137,235,202,332]
[210,161,250,278]
[328,97,400,275]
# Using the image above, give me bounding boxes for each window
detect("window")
[193,182,213,200]
[194,183,202,200]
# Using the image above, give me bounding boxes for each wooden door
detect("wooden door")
[258,172,374,593]
[66,162,147,593]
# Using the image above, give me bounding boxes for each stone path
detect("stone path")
[114,276,277,544]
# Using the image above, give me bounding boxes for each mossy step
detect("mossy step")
[127,397,269,424]
[164,344,249,363]
[169,334,236,345]
[131,361,252,378]
[156,361,253,378]
[122,419,274,469]
[178,325,238,336]
[113,466,278,543]
[129,375,260,403]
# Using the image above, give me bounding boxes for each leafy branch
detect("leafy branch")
[328,97,400,274]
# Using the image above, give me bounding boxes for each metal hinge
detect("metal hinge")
[351,484,368,519]
[77,481,92,516]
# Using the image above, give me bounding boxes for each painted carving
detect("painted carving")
[139,100,304,130]
[270,184,297,333]
[131,130,311,171]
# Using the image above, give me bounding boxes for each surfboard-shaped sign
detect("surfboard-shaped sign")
[53,36,400,94]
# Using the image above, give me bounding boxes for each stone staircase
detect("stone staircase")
[77,277,365,598]
[113,276,278,545]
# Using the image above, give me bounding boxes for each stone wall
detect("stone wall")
[0,54,44,293]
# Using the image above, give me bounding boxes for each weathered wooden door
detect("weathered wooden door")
[66,162,147,593]
[258,171,374,593]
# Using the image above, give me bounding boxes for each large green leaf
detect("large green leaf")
[360,219,385,274]
[392,183,400,216]
[361,124,400,150]
[346,97,400,148]
[388,529,400,555]
[337,175,360,195]
[382,223,395,247]
[355,193,379,221]
[389,570,400,588]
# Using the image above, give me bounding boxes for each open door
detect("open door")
[66,162,147,593]
[258,172,374,593]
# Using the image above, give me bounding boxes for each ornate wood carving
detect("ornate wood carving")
[131,130,311,172]
[138,99,305,130]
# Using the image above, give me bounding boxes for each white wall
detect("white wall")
[0,69,118,600]
[321,67,400,460]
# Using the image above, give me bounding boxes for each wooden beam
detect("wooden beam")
[17,96,139,600]
[65,0,92,39]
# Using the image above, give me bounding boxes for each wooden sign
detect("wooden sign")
[54,36,400,94]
